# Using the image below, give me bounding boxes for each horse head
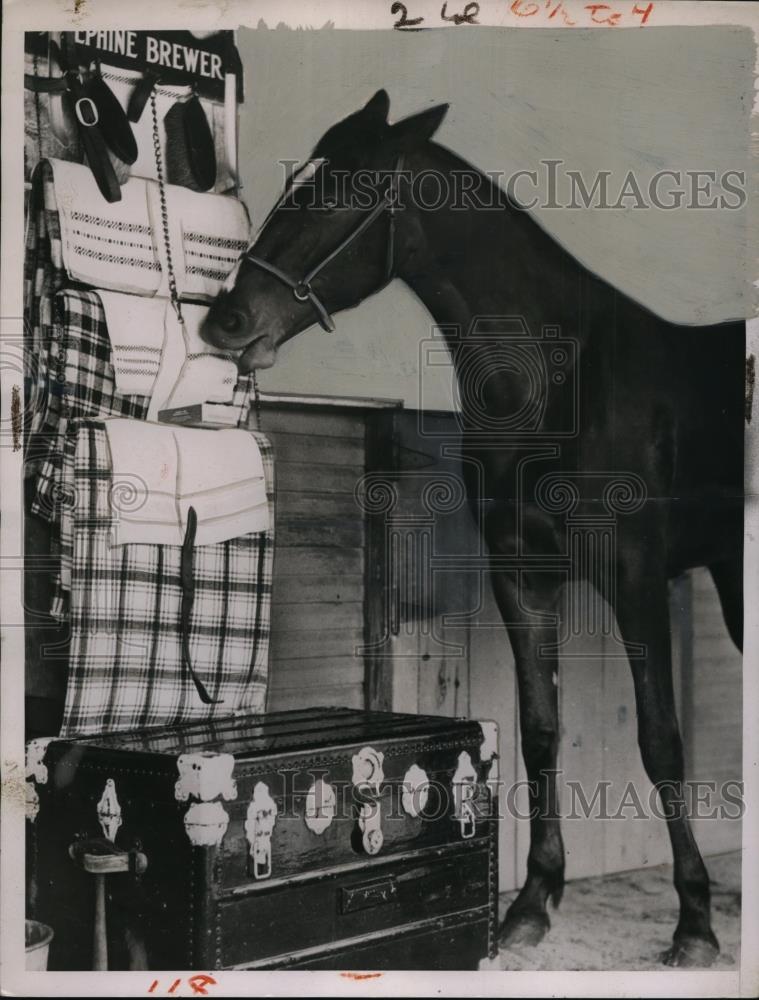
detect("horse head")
[202,90,448,370]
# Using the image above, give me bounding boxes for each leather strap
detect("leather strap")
[128,70,159,123]
[24,74,67,93]
[242,256,336,333]
[87,62,138,166]
[243,157,404,333]
[180,506,222,705]
[58,32,122,203]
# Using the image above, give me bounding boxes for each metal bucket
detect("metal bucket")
[25,919,54,971]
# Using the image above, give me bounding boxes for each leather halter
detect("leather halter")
[241,158,404,333]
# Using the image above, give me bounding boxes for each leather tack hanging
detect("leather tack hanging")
[85,62,138,166]
[53,34,139,202]
[179,506,222,705]
[164,93,217,192]
[127,69,160,123]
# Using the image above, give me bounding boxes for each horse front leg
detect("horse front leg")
[613,554,719,967]
[492,570,565,948]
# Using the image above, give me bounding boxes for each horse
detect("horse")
[202,90,744,967]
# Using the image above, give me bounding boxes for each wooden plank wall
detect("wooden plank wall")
[262,404,368,712]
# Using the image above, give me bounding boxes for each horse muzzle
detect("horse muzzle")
[238,334,277,372]
[200,302,252,351]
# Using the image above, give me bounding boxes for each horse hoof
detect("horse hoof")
[498,910,550,949]
[660,934,720,968]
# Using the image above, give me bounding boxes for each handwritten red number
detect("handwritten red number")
[546,1,577,24]
[147,977,218,995]
[632,2,653,23]
[510,0,540,15]
[188,976,218,996]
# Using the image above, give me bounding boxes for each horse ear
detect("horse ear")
[362,89,390,124]
[389,103,449,150]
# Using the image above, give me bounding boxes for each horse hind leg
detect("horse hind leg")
[614,552,719,966]
[708,556,743,652]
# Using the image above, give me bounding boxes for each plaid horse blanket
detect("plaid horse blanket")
[24,160,66,456]
[32,289,253,525]
[33,289,254,619]
[32,289,151,525]
[59,423,274,737]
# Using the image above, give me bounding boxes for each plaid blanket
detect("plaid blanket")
[32,290,253,524]
[59,423,274,737]
[30,289,253,619]
[25,160,65,454]
[32,289,151,526]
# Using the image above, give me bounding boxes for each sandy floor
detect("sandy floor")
[495,851,741,971]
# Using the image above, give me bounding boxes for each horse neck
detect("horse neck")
[390,144,587,425]
[394,143,573,339]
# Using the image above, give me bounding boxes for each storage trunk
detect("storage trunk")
[26,708,499,971]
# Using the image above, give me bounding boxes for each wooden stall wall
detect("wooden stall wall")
[261,402,373,713]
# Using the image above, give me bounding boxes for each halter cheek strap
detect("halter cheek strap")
[241,157,404,333]
[243,254,338,333]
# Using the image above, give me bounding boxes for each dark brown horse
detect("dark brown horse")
[202,91,744,966]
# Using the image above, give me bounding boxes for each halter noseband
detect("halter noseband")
[240,157,404,333]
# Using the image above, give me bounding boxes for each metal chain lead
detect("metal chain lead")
[251,370,262,430]
[150,90,184,326]
[33,53,43,163]
[150,89,261,429]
